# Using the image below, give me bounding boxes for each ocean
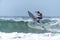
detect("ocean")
[0,16,60,40]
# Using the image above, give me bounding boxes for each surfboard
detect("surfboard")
[28,11,45,30]
[28,11,35,19]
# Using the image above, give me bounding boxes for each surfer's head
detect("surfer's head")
[36,11,40,14]
[36,11,42,16]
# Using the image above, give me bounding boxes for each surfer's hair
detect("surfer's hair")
[37,11,40,13]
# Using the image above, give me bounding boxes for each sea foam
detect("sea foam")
[0,32,60,40]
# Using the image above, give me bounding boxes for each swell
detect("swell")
[0,18,59,33]
[0,19,27,32]
[0,19,47,33]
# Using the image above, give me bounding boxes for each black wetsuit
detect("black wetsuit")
[37,13,42,23]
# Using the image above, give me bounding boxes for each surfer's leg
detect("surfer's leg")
[36,18,40,23]
[36,17,40,23]
[36,17,42,23]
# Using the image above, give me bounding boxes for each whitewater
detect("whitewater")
[0,16,60,40]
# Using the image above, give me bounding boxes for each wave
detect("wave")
[0,18,60,33]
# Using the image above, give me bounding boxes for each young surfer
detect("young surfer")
[35,11,42,23]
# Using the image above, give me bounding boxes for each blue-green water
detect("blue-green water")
[0,17,60,40]
[0,19,47,33]
[0,17,60,33]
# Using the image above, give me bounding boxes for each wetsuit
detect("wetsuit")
[37,13,42,19]
[37,13,42,23]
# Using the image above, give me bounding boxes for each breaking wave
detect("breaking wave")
[0,18,60,33]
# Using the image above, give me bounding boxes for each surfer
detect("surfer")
[28,11,42,23]
[35,11,42,23]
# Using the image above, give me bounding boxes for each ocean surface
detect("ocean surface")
[0,16,60,40]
